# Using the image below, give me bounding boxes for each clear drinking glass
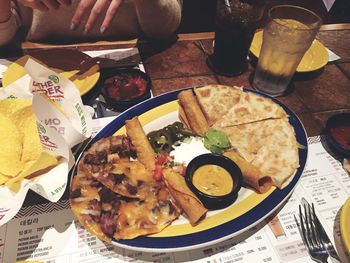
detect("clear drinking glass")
[207,0,266,77]
[252,5,322,97]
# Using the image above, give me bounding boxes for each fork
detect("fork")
[193,40,210,57]
[294,202,329,262]
[301,199,341,263]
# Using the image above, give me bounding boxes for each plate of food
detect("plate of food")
[2,49,100,96]
[250,30,329,73]
[341,197,350,254]
[70,85,308,252]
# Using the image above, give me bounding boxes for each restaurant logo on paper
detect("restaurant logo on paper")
[32,76,64,101]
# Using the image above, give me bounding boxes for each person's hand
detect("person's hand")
[70,0,123,33]
[18,0,72,11]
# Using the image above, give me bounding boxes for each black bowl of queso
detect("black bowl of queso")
[185,153,243,210]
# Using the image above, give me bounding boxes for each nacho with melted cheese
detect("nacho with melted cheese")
[70,117,185,241]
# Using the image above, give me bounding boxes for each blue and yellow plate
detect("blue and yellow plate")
[73,88,308,252]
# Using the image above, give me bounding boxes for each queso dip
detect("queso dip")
[192,164,233,196]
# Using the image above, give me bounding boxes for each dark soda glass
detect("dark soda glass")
[207,0,265,77]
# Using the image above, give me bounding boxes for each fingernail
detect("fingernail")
[83,27,88,34]
[100,27,106,33]
[70,23,76,31]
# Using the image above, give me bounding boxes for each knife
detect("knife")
[301,198,341,263]
[76,56,140,75]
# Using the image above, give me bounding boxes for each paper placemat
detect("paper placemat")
[1,133,349,263]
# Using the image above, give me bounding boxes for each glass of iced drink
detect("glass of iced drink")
[252,5,321,97]
[207,0,266,77]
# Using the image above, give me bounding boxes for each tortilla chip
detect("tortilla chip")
[0,98,31,117]
[0,157,24,177]
[5,152,57,191]
[0,113,23,176]
[0,173,10,184]
[12,106,42,162]
[0,99,58,189]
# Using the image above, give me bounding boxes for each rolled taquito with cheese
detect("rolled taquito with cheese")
[224,151,273,194]
[178,89,209,136]
[162,168,207,226]
[125,117,155,172]
[178,104,191,129]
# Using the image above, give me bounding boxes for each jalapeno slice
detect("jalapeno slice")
[148,130,173,153]
[147,122,196,154]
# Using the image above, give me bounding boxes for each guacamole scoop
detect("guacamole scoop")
[203,129,231,154]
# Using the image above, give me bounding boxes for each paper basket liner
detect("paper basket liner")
[0,58,93,226]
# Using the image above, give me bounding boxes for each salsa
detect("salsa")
[330,125,350,150]
[104,73,147,100]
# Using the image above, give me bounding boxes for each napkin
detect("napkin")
[0,58,92,226]
[344,159,350,175]
[327,48,341,62]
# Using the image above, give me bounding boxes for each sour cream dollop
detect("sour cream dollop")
[170,137,210,166]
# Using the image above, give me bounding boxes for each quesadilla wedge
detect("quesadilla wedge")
[193,85,243,126]
[218,118,299,189]
[194,85,286,128]
[213,91,287,127]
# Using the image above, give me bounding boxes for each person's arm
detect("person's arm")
[18,0,72,12]
[70,0,182,37]
[0,0,21,46]
[70,0,124,33]
[133,0,182,38]
[0,0,12,22]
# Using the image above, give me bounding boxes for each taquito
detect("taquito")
[178,104,191,129]
[178,89,209,136]
[224,150,273,194]
[125,117,155,172]
[162,168,207,226]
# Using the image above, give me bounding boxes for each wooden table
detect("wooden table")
[136,25,350,138]
[2,24,350,262]
[17,24,350,206]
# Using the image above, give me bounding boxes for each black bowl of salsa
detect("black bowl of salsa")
[325,113,350,158]
[101,68,152,110]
